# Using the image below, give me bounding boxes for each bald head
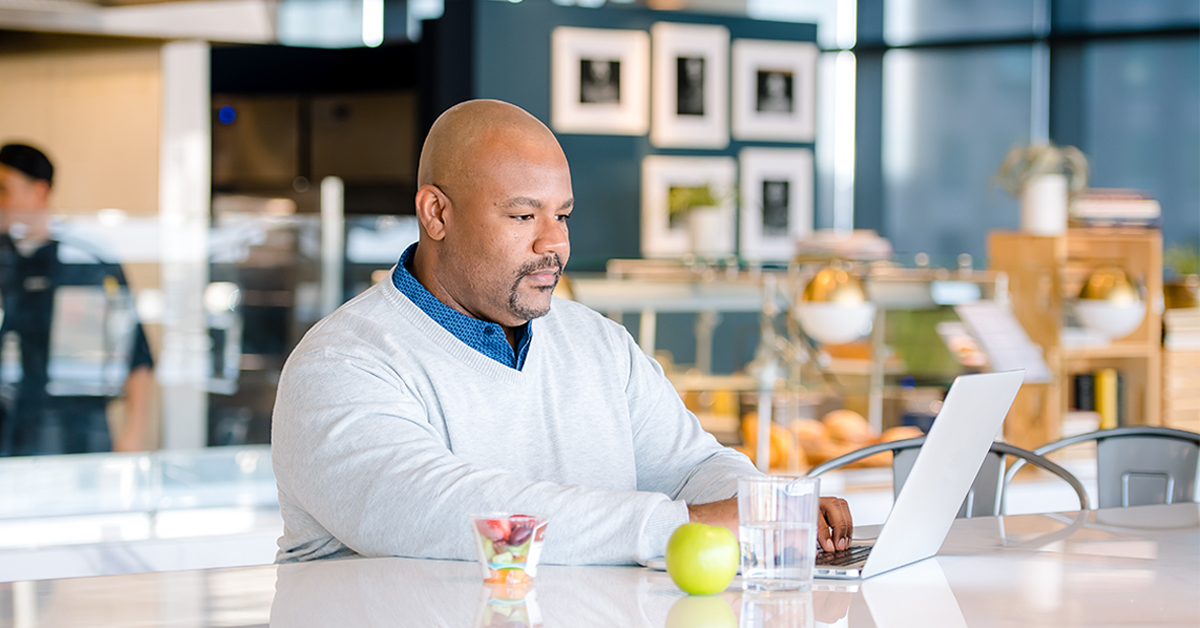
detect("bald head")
[418,99,564,193]
[410,99,574,331]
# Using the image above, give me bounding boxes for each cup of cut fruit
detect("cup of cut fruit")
[470,513,549,585]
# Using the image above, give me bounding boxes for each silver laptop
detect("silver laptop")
[815,370,1025,580]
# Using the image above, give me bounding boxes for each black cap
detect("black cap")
[0,143,54,186]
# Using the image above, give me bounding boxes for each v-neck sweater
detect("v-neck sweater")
[271,273,760,565]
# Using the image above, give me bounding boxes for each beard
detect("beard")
[508,252,563,321]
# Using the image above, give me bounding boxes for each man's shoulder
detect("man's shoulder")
[542,296,623,335]
[293,281,405,353]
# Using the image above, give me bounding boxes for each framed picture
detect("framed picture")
[641,155,736,258]
[650,22,729,149]
[731,39,818,142]
[551,27,650,136]
[739,147,814,261]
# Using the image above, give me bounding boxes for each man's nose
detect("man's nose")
[533,214,568,256]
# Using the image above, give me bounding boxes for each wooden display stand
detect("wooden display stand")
[988,229,1163,450]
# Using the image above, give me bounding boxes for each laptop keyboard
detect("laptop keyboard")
[815,545,872,567]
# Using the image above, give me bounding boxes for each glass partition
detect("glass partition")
[0,209,417,457]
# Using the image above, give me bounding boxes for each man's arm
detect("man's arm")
[273,347,682,566]
[113,365,152,452]
[620,334,854,552]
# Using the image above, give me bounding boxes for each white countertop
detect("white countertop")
[4,503,1197,627]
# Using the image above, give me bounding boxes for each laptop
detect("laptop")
[815,370,1025,580]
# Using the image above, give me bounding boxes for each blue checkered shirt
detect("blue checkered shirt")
[392,243,532,370]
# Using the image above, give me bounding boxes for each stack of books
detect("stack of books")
[1163,307,1200,432]
[1164,307,1200,352]
[1070,189,1162,228]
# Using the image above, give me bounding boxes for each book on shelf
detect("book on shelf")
[1069,216,1162,229]
[1071,373,1095,411]
[1071,188,1162,219]
[1092,368,1127,430]
[1164,307,1200,351]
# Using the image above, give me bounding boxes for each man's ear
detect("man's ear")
[414,184,449,241]
[33,180,51,208]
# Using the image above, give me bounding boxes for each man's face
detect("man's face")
[438,139,573,328]
[0,165,49,232]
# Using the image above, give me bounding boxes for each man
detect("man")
[271,100,852,565]
[0,143,154,455]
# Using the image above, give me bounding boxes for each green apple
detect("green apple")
[665,523,740,596]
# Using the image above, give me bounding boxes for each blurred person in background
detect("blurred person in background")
[0,142,154,455]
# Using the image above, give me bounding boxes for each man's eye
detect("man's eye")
[557,214,572,222]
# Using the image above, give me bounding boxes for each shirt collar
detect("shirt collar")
[392,243,532,370]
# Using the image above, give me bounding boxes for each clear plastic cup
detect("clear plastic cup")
[470,513,549,585]
[737,476,821,591]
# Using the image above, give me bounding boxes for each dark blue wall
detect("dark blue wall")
[431,0,817,271]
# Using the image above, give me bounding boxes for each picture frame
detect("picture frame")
[650,22,729,149]
[551,26,650,136]
[731,39,818,142]
[739,147,814,261]
[641,155,736,259]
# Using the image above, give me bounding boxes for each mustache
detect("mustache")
[517,253,563,278]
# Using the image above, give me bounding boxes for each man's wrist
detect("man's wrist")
[640,499,690,561]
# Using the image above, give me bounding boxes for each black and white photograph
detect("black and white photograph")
[580,59,621,104]
[761,179,791,236]
[739,148,813,261]
[756,70,794,113]
[676,57,705,115]
[642,155,736,258]
[650,22,729,148]
[551,27,649,135]
[732,39,817,142]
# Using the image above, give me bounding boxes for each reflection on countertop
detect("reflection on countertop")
[2,504,1195,628]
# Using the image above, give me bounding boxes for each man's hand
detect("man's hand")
[819,496,853,552]
[113,366,153,453]
[688,495,854,552]
[687,497,738,535]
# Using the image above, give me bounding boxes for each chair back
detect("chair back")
[808,437,1088,518]
[1016,427,1200,509]
[892,448,1005,518]
[1095,432,1199,508]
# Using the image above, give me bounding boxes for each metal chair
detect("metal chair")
[1005,426,1200,509]
[808,437,1090,518]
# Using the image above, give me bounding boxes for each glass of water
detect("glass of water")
[737,475,820,591]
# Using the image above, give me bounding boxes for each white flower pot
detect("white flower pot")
[687,206,725,257]
[1021,174,1068,236]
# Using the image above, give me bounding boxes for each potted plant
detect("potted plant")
[993,142,1089,236]
[668,183,727,257]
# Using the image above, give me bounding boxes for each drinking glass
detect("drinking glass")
[737,476,820,591]
[740,590,814,628]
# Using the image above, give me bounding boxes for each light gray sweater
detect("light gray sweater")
[271,276,759,565]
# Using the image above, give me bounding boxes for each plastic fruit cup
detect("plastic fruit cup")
[470,513,549,585]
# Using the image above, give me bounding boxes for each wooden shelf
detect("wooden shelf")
[1063,345,1157,360]
[988,229,1163,449]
